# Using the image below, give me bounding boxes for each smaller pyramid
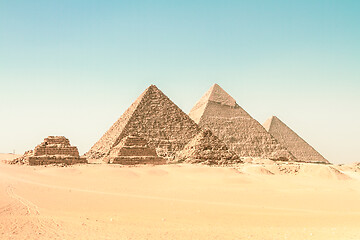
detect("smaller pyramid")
[12,136,87,165]
[105,135,166,165]
[263,116,329,164]
[176,129,242,165]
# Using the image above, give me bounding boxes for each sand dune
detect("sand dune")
[1,161,360,239]
[0,153,21,161]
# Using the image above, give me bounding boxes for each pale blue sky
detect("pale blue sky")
[0,1,359,163]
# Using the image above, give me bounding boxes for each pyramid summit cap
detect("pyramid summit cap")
[146,84,160,91]
[201,83,237,107]
[263,116,280,132]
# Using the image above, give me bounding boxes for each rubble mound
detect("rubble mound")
[176,129,242,165]
[8,150,33,165]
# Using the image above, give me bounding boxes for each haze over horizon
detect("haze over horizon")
[1,1,359,164]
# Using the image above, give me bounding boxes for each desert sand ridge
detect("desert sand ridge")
[189,84,295,161]
[85,85,201,161]
[263,116,329,163]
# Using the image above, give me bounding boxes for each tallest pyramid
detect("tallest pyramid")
[189,84,294,161]
[86,85,200,160]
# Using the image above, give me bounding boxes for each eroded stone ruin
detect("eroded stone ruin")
[176,129,242,165]
[13,136,87,165]
[105,135,166,165]
[263,116,329,163]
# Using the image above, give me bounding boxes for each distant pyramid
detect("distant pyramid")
[85,85,200,161]
[189,84,294,161]
[176,129,242,165]
[263,116,329,163]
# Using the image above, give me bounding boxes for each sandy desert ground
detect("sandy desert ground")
[1,154,360,240]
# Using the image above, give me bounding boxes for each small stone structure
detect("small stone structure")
[188,84,295,161]
[176,129,242,165]
[263,116,329,164]
[105,135,166,165]
[14,136,87,165]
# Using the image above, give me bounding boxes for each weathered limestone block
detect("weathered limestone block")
[105,135,166,165]
[28,156,87,165]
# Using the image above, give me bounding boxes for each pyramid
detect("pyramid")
[189,84,295,161]
[12,136,87,165]
[85,85,201,161]
[105,135,166,165]
[176,129,242,165]
[263,116,329,163]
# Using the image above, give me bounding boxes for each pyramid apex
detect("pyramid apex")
[263,115,277,132]
[148,84,159,90]
[207,84,237,107]
[189,84,238,124]
[142,84,162,95]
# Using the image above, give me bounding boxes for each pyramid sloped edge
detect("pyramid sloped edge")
[263,116,329,164]
[84,86,150,159]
